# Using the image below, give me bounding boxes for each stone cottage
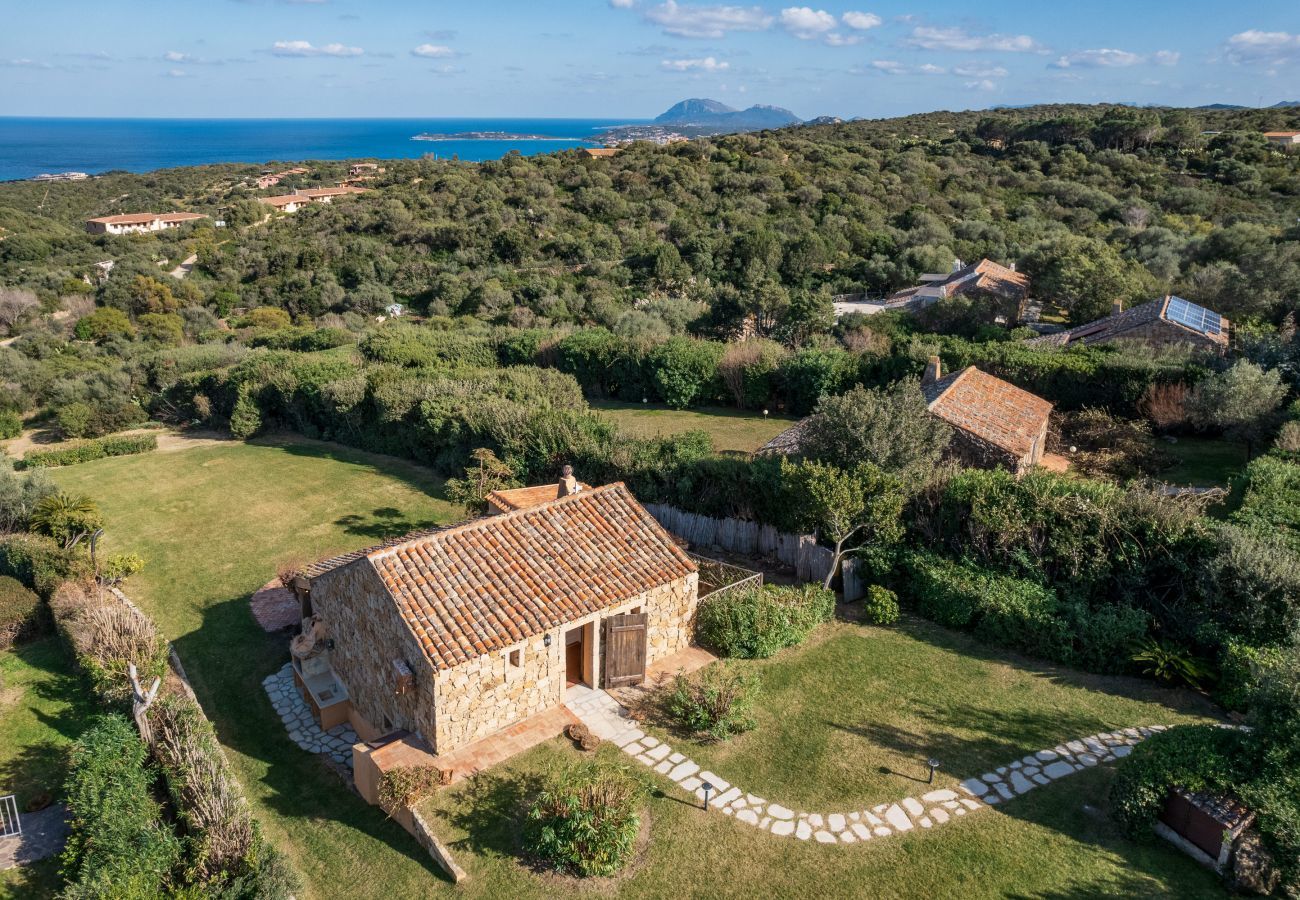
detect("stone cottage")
[292,480,699,755]
[1025,295,1229,353]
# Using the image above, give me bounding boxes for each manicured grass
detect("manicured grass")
[643,620,1220,810]
[1159,436,1247,487]
[0,636,97,900]
[591,400,795,454]
[51,436,462,899]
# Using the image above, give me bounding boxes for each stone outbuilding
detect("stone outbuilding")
[1025,295,1229,353]
[291,480,699,755]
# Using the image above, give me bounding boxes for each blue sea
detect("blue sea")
[0,117,647,182]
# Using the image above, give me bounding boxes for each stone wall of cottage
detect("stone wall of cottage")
[309,561,437,742]
[434,572,699,754]
[1104,322,1226,354]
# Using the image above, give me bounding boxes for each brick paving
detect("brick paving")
[250,580,300,632]
[431,704,580,785]
[565,684,1164,845]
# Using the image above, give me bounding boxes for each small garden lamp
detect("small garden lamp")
[701,780,713,810]
[927,758,941,784]
[762,408,769,419]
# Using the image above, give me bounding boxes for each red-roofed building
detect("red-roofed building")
[887,258,1030,309]
[921,357,1053,474]
[85,211,207,235]
[294,479,700,753]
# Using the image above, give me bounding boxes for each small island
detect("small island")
[411,131,588,141]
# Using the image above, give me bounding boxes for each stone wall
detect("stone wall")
[434,572,699,754]
[1103,321,1226,354]
[308,561,437,742]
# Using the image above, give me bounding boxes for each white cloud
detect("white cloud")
[2,58,52,68]
[1225,30,1300,66]
[868,59,905,74]
[430,64,463,76]
[965,79,996,91]
[917,63,946,74]
[166,68,187,78]
[164,50,190,62]
[661,56,729,71]
[270,40,362,57]
[906,25,1043,53]
[952,63,1008,78]
[860,59,945,76]
[411,43,455,58]
[841,11,881,30]
[643,1,772,39]
[1050,48,1180,69]
[609,0,635,7]
[780,7,836,39]
[822,33,861,46]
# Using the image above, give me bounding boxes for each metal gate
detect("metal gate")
[0,794,20,838]
[603,613,648,688]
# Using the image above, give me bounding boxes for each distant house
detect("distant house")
[349,162,383,176]
[580,147,621,158]
[292,477,700,755]
[1263,131,1300,147]
[85,212,207,236]
[835,258,1029,319]
[921,357,1053,475]
[756,357,1054,475]
[1025,296,1229,353]
[258,185,366,213]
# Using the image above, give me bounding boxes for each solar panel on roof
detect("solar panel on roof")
[1165,296,1222,336]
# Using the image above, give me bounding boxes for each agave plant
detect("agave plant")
[1131,638,1211,690]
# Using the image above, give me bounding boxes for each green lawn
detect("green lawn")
[591,401,795,454]
[416,623,1226,898]
[52,436,462,900]
[0,636,97,899]
[1159,436,1247,488]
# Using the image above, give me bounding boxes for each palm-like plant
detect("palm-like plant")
[1131,639,1211,690]
[29,492,103,550]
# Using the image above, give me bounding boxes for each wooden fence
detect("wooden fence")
[647,504,865,600]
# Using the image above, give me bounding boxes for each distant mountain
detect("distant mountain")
[1272,100,1300,108]
[1198,103,1248,110]
[654,98,802,130]
[804,116,844,126]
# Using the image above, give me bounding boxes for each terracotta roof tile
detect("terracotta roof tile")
[315,483,695,671]
[923,366,1052,459]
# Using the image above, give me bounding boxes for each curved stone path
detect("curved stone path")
[564,686,1165,844]
[262,663,358,770]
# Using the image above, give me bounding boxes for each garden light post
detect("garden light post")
[927,758,941,784]
[701,780,713,810]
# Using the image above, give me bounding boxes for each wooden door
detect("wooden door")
[603,613,648,688]
[566,637,584,685]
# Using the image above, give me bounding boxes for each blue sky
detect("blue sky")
[2,0,1298,118]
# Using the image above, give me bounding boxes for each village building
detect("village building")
[349,162,384,176]
[290,478,700,756]
[258,185,367,213]
[84,211,207,235]
[1263,131,1300,147]
[920,357,1054,475]
[834,258,1029,319]
[580,147,622,158]
[756,357,1054,475]
[1024,295,1229,353]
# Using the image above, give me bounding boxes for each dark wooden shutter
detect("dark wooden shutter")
[603,613,648,688]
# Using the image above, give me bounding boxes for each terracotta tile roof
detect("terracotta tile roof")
[258,195,303,208]
[1025,296,1229,349]
[889,259,1029,304]
[317,483,696,671]
[87,212,207,225]
[581,148,621,157]
[923,366,1052,459]
[296,186,366,198]
[486,482,590,512]
[1263,131,1300,138]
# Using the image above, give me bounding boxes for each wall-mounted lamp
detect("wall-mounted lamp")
[325,638,336,651]
[543,633,552,648]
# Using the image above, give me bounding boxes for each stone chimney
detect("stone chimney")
[922,356,942,386]
[1111,300,1124,317]
[952,258,963,272]
[557,464,581,498]
[1008,262,1016,272]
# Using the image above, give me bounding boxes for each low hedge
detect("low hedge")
[0,573,45,650]
[61,713,183,898]
[22,433,158,469]
[50,581,170,706]
[696,583,835,659]
[0,533,92,599]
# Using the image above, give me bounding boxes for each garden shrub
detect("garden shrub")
[359,323,495,369]
[1217,640,1289,712]
[1233,454,1300,551]
[663,664,759,742]
[22,433,157,468]
[526,762,648,877]
[0,533,91,598]
[0,573,43,649]
[52,582,169,705]
[0,408,21,439]
[695,583,835,659]
[647,336,724,409]
[378,765,449,812]
[861,585,900,625]
[61,714,182,898]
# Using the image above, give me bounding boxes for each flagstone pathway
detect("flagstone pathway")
[262,663,358,770]
[564,685,1164,844]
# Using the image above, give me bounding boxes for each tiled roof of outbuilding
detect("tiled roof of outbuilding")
[923,367,1052,459]
[317,483,696,671]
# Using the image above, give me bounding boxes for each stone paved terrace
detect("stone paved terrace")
[263,663,358,770]
[565,685,1165,844]
[431,704,581,785]
[0,805,68,871]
